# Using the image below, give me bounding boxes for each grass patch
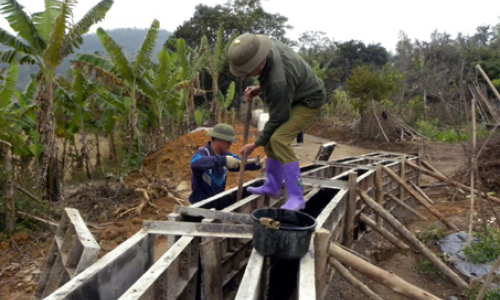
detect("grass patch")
[416,225,446,244]
[465,283,500,300]
[463,228,500,264]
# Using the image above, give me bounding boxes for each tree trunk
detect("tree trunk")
[38,81,60,202]
[61,138,67,180]
[2,142,14,233]
[211,74,221,124]
[80,125,93,180]
[108,132,116,162]
[95,133,101,168]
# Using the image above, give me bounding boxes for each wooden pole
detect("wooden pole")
[468,97,477,249]
[421,160,465,195]
[360,214,409,250]
[329,257,384,300]
[2,142,14,233]
[382,165,460,232]
[407,160,500,205]
[400,156,406,201]
[475,254,500,300]
[328,242,444,300]
[344,172,358,248]
[411,182,436,205]
[386,193,428,221]
[375,164,384,226]
[237,99,253,201]
[476,64,500,102]
[314,229,330,299]
[357,188,468,289]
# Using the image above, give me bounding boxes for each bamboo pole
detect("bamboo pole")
[476,65,500,103]
[406,160,500,205]
[475,254,500,300]
[375,164,384,226]
[360,213,409,249]
[328,242,444,300]
[344,172,358,248]
[468,97,477,249]
[400,156,406,201]
[329,257,384,300]
[357,188,468,289]
[386,193,428,221]
[382,165,460,232]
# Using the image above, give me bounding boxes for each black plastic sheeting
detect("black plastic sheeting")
[437,232,499,280]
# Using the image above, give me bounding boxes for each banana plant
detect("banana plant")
[204,27,226,123]
[0,0,114,201]
[74,19,160,167]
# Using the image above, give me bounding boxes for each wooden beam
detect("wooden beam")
[382,165,460,232]
[400,156,406,201]
[408,160,500,205]
[200,238,223,300]
[314,229,330,299]
[344,172,358,248]
[357,189,468,289]
[329,257,383,300]
[385,193,428,221]
[175,206,252,224]
[328,243,443,300]
[235,249,265,300]
[143,221,253,239]
[359,214,409,250]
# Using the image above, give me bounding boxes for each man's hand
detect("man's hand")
[240,143,257,157]
[244,85,261,102]
[225,156,240,169]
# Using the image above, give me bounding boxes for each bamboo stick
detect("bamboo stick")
[360,213,409,250]
[407,160,500,205]
[375,164,384,226]
[357,188,468,289]
[468,97,477,249]
[382,166,460,232]
[329,257,384,300]
[386,193,428,221]
[476,65,500,103]
[328,242,444,299]
[475,254,500,300]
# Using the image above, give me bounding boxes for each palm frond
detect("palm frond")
[73,68,86,104]
[32,0,62,42]
[0,27,36,54]
[136,76,156,99]
[96,27,133,81]
[44,0,74,68]
[0,63,18,108]
[16,77,39,105]
[0,49,36,64]
[154,49,172,91]
[73,54,123,86]
[0,0,46,51]
[134,19,159,74]
[61,0,113,57]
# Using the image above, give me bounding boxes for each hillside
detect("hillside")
[0,28,172,88]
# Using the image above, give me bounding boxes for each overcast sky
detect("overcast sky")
[1,0,499,51]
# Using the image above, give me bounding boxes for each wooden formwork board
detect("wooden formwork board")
[34,208,100,300]
[314,142,337,162]
[44,231,154,300]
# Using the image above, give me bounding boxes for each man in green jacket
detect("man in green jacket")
[228,33,326,211]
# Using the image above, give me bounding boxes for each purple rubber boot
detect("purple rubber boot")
[281,161,305,211]
[247,158,283,197]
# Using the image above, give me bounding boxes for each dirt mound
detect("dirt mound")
[478,137,500,192]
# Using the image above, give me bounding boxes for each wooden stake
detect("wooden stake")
[385,193,428,221]
[475,254,500,300]
[344,172,358,248]
[328,243,444,300]
[360,214,409,250]
[314,229,330,299]
[468,96,477,249]
[400,156,406,201]
[476,64,500,102]
[357,188,468,289]
[407,160,500,205]
[375,164,384,226]
[329,257,384,300]
[382,166,460,232]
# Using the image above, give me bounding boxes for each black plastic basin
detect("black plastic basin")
[251,208,317,260]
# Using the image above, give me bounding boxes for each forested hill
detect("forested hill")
[0,28,172,88]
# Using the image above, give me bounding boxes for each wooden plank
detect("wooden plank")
[143,221,253,239]
[357,188,468,288]
[359,214,409,250]
[176,206,252,224]
[344,172,357,248]
[382,165,460,232]
[234,249,265,300]
[118,236,192,300]
[385,193,427,221]
[299,241,316,300]
[302,177,347,189]
[314,229,330,299]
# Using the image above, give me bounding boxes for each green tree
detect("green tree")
[0,0,114,200]
[74,19,160,167]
